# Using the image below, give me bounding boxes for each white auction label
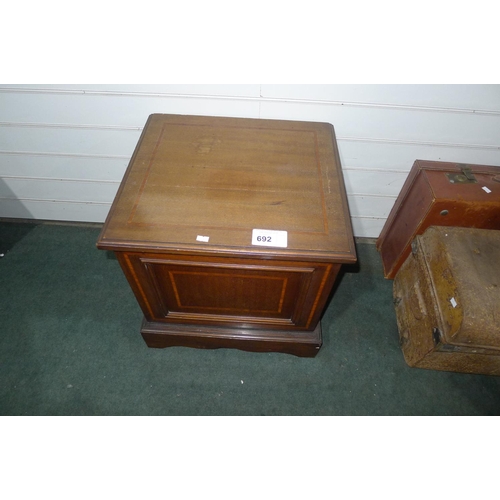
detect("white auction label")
[251,229,288,248]
[196,235,210,242]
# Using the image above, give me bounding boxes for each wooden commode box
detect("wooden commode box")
[97,114,356,357]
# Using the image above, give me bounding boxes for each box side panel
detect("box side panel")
[393,243,442,367]
[379,169,435,278]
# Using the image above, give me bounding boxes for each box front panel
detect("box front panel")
[117,252,335,330]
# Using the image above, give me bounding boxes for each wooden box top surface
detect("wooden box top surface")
[97,114,356,262]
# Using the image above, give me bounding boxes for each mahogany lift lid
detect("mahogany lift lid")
[97,114,356,263]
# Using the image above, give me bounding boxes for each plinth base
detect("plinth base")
[140,319,322,358]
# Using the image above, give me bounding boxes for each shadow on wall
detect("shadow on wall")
[0,177,38,254]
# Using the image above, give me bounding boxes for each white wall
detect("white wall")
[1,84,499,238]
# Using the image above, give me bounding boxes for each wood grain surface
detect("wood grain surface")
[97,114,356,263]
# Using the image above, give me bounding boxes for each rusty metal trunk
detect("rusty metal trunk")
[393,226,500,375]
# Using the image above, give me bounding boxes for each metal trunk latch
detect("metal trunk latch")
[432,327,442,345]
[446,165,477,184]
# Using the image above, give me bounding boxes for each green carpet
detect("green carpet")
[1,221,499,415]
